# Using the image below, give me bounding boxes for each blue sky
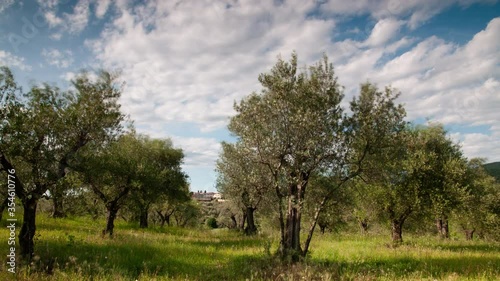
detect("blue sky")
[1,0,499,192]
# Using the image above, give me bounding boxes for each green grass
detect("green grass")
[1,215,499,280]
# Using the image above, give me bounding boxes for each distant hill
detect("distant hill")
[484,162,500,182]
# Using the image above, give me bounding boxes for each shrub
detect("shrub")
[206,217,218,229]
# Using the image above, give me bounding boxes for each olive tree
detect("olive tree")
[360,124,468,244]
[78,132,187,236]
[454,158,500,240]
[126,137,189,228]
[227,53,406,260]
[414,124,468,239]
[216,142,274,235]
[0,67,123,258]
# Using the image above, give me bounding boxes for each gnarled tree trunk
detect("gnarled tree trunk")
[281,182,304,262]
[388,206,412,245]
[319,222,327,234]
[359,218,369,234]
[464,229,475,241]
[157,209,172,227]
[391,219,404,244]
[103,201,119,237]
[244,207,257,235]
[139,208,148,228]
[239,208,247,230]
[51,191,66,218]
[230,214,237,229]
[436,216,449,239]
[138,202,150,228]
[19,197,38,259]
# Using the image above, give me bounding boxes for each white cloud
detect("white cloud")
[65,0,90,33]
[141,129,222,169]
[44,10,63,27]
[60,71,76,81]
[332,17,500,161]
[364,18,405,47]
[457,132,500,163]
[171,136,221,168]
[50,32,63,40]
[320,0,497,29]
[41,48,74,68]
[0,50,31,71]
[86,1,500,167]
[0,0,14,13]
[89,0,326,134]
[95,0,111,18]
[36,0,59,9]
[38,0,91,35]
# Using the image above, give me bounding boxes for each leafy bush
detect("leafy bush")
[206,217,218,229]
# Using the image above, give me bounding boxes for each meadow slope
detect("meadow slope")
[0,215,499,280]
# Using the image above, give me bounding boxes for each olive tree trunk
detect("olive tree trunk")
[464,229,475,241]
[391,219,404,244]
[139,209,149,228]
[280,183,305,262]
[51,191,66,218]
[244,207,257,235]
[19,197,38,259]
[436,216,449,239]
[103,201,119,237]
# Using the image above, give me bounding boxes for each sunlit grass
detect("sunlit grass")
[0,214,498,280]
[307,233,499,280]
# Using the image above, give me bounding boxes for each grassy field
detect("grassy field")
[1,215,499,280]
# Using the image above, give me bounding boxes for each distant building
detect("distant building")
[191,191,223,202]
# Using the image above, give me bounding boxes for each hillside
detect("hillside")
[484,161,500,182]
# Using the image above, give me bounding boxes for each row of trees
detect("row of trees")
[216,53,499,261]
[0,67,190,259]
[1,52,498,263]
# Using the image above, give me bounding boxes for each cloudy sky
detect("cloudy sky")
[1,0,499,191]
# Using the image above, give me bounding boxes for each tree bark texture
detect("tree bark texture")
[436,216,449,239]
[51,191,66,218]
[19,197,38,259]
[103,202,119,237]
[244,207,257,235]
[464,229,475,241]
[391,219,404,244]
[139,208,149,228]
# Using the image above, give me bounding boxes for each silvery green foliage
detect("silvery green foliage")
[224,53,407,258]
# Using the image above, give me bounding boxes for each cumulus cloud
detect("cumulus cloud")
[86,0,499,167]
[94,0,111,18]
[41,48,74,68]
[171,136,221,168]
[88,0,327,135]
[364,18,405,47]
[44,10,63,27]
[66,0,90,33]
[0,0,14,13]
[332,16,500,162]
[38,0,91,35]
[60,71,76,81]
[456,131,500,163]
[36,0,59,9]
[0,50,31,71]
[320,0,497,29]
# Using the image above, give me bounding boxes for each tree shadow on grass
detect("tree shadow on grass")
[19,237,500,281]
[432,243,500,253]
[312,255,500,280]
[28,234,270,280]
[189,237,264,249]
